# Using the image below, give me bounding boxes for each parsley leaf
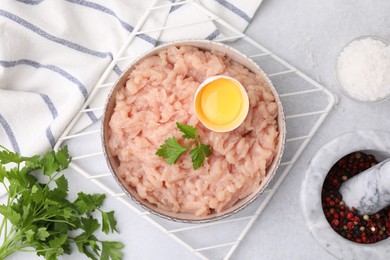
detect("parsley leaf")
[55,175,68,195]
[55,146,71,170]
[102,210,118,234]
[0,145,22,164]
[0,146,124,260]
[81,216,100,236]
[101,241,124,260]
[156,123,212,170]
[155,137,188,165]
[190,143,212,170]
[176,122,197,139]
[41,151,58,176]
[36,227,50,241]
[0,165,6,182]
[75,192,106,214]
[0,205,21,225]
[25,229,35,243]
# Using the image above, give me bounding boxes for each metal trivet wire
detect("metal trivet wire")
[54,1,336,259]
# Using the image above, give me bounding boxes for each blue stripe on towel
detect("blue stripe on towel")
[137,33,157,46]
[0,9,112,59]
[113,64,122,75]
[65,0,157,45]
[169,0,185,13]
[39,94,58,119]
[0,59,99,123]
[85,105,99,123]
[0,114,21,154]
[45,126,56,148]
[39,94,58,148]
[214,0,251,23]
[0,59,89,98]
[16,0,44,4]
[206,29,220,40]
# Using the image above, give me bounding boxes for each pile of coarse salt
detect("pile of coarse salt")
[337,37,390,102]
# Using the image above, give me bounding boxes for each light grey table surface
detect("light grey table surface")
[238,1,390,259]
[6,0,390,260]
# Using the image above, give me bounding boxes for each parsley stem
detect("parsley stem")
[0,216,6,239]
[0,226,20,259]
[0,244,31,259]
[3,218,7,241]
[34,218,76,227]
[18,248,50,253]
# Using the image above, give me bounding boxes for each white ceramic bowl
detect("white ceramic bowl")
[336,36,390,103]
[102,40,286,223]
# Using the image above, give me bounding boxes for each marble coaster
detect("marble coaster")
[300,130,390,260]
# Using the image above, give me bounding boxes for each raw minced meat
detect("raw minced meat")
[108,45,279,217]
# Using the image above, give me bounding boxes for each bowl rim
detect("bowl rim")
[101,39,286,223]
[335,35,390,104]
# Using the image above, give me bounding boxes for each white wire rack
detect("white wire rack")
[54,1,337,259]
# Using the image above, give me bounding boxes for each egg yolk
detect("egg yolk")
[197,78,243,125]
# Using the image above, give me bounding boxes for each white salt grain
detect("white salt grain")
[337,37,390,102]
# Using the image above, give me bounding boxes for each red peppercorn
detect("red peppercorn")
[347,222,355,229]
[332,219,340,227]
[337,159,345,167]
[346,212,354,220]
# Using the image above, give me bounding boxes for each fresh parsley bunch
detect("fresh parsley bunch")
[156,122,211,170]
[0,146,123,260]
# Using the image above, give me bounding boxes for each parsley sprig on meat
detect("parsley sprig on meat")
[156,122,211,170]
[0,146,123,260]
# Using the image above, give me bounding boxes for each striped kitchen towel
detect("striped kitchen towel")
[0,0,263,156]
